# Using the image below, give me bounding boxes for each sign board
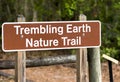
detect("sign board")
[2,21,101,52]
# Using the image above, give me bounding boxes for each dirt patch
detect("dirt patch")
[102,62,120,82]
[0,62,120,82]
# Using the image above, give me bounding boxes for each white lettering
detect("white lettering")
[24,27,30,34]
[61,37,68,46]
[14,25,63,35]
[66,24,91,33]
[14,25,21,35]
[26,38,33,47]
[26,38,59,47]
[61,36,81,46]
[67,24,72,33]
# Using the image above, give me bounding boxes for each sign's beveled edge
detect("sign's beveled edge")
[2,20,101,24]
[3,46,100,52]
[2,23,5,52]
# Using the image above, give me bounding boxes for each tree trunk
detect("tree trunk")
[0,55,76,69]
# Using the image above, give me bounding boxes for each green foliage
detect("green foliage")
[101,47,118,58]
[98,1,120,60]
[1,0,120,60]
[61,0,77,20]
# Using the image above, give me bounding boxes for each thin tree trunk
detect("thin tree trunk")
[24,0,28,21]
[31,0,37,21]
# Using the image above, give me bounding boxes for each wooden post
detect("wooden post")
[15,15,26,82]
[76,14,88,82]
[88,48,102,82]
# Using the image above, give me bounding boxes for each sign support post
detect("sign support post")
[76,14,88,82]
[15,15,26,82]
[88,48,102,82]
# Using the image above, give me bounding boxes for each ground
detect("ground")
[0,62,120,82]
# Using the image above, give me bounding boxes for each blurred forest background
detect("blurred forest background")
[0,0,120,60]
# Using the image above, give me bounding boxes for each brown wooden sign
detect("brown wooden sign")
[2,21,101,52]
